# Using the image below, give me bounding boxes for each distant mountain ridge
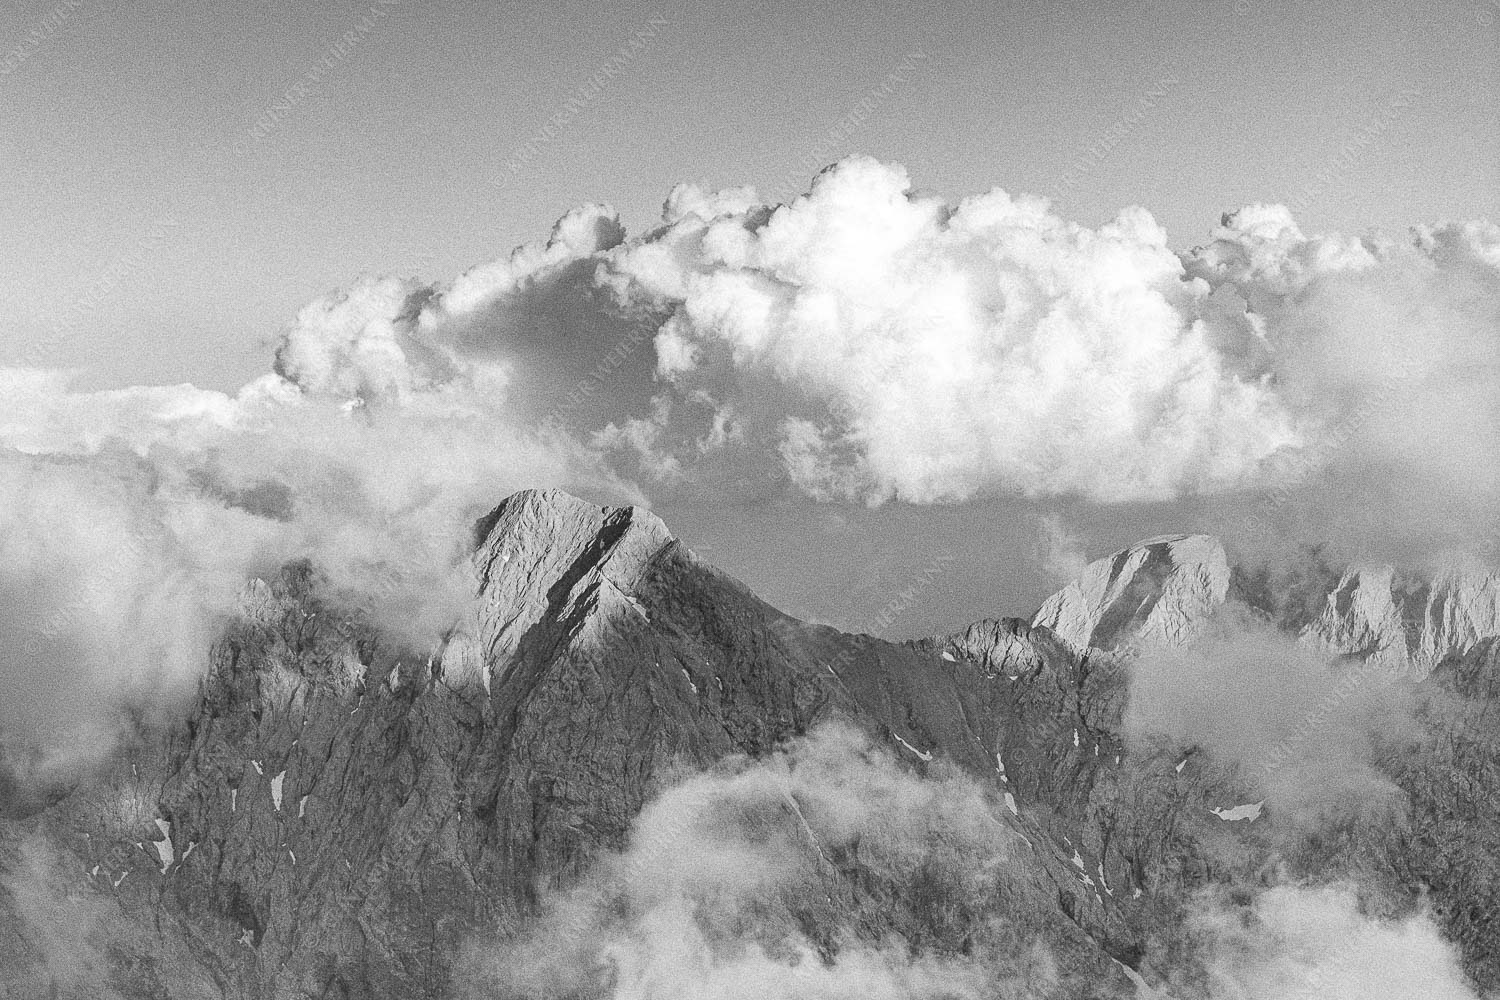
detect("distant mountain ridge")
[1030,532,1500,675]
[1303,565,1500,675]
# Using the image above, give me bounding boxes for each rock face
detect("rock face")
[2,492,1499,998]
[1304,566,1500,676]
[0,490,1139,998]
[1027,532,1499,678]
[1031,535,1230,652]
[1381,636,1500,987]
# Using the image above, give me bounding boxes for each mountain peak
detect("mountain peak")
[441,489,677,684]
[1303,564,1500,676]
[1032,533,1229,651]
[472,488,673,582]
[473,487,669,550]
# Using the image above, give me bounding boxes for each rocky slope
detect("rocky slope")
[939,534,1500,992]
[0,491,1141,998]
[1381,636,1500,987]
[1026,533,1499,676]
[1030,534,1230,652]
[2,492,1498,998]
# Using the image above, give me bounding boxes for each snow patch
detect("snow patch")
[250,759,263,776]
[892,732,933,762]
[1072,850,1085,870]
[298,795,308,819]
[1210,800,1265,822]
[271,771,285,812]
[1112,959,1153,995]
[940,650,956,662]
[151,819,174,873]
[1175,758,1187,773]
[1004,791,1018,815]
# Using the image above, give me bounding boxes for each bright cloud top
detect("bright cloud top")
[237,155,1500,515]
[605,156,1301,503]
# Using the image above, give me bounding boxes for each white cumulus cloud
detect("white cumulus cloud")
[599,156,1302,503]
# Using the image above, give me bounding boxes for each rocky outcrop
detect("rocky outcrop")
[1031,535,1230,652]
[923,616,1049,679]
[1025,531,1499,679]
[449,487,676,683]
[1304,566,1500,676]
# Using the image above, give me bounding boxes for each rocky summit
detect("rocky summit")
[1031,534,1231,652]
[1302,565,1500,677]
[1031,532,1500,675]
[2,489,1499,998]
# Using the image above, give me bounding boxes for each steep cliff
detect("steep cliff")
[1030,535,1230,652]
[1303,566,1500,676]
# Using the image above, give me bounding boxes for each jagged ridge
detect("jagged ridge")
[4,492,1500,998]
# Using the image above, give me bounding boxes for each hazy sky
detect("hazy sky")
[2,0,1495,391]
[1,0,1496,637]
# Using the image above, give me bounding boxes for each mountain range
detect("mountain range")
[2,488,1497,999]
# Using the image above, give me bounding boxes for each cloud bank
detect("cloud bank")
[1121,608,1418,824]
[604,158,1300,504]
[462,721,1481,1000]
[227,154,1500,522]
[0,835,123,998]
[464,723,1062,1000]
[3,153,1497,790]
[0,337,631,780]
[1189,882,1479,1000]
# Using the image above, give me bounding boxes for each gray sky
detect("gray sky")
[3,0,1493,390]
